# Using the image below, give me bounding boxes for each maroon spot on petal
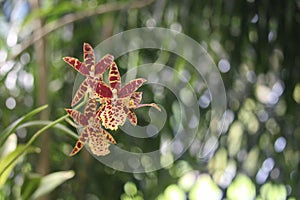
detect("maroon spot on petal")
[71,148,78,154]
[77,142,82,148]
[110,71,118,75]
[111,65,117,71]
[110,76,118,81]
[85,44,91,51]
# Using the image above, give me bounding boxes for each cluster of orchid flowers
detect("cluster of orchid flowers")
[63,43,160,156]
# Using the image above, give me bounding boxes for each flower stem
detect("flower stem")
[26,114,69,147]
[0,114,69,177]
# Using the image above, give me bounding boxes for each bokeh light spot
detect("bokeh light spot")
[6,97,16,110]
[262,157,275,172]
[189,174,222,200]
[274,137,286,153]
[218,59,231,73]
[227,174,256,200]
[0,50,8,62]
[293,83,300,104]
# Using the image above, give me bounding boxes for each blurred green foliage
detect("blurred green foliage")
[0,0,299,199]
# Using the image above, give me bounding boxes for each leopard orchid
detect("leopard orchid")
[65,98,116,156]
[63,43,114,106]
[96,62,161,130]
[64,43,161,156]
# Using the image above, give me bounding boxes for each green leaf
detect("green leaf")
[0,115,69,180]
[0,134,17,159]
[0,145,39,188]
[32,171,75,199]
[21,173,41,200]
[0,105,48,147]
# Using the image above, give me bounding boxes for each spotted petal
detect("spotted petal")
[95,54,114,77]
[89,133,110,156]
[87,78,101,99]
[71,79,89,107]
[93,124,116,144]
[88,125,116,156]
[127,109,137,126]
[84,98,97,119]
[96,81,113,98]
[83,43,95,73]
[69,140,84,156]
[130,92,142,107]
[69,127,89,156]
[63,57,89,76]
[65,109,89,126]
[100,98,128,130]
[109,62,121,90]
[118,78,146,98]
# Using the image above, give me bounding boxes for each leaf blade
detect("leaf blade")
[32,171,75,199]
[0,145,39,188]
[0,105,48,147]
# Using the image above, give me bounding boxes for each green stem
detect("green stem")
[0,114,69,177]
[26,114,68,147]
[1,76,91,177]
[0,105,48,147]
[65,117,79,129]
[18,120,78,140]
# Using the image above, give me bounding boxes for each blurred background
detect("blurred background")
[0,0,299,199]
